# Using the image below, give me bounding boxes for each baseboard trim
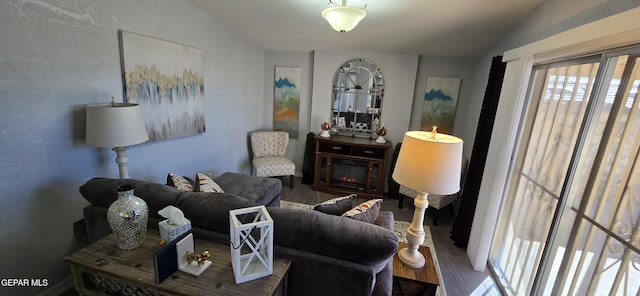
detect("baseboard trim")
[39,276,73,296]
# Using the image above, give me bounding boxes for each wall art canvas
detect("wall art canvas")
[420,77,461,134]
[274,67,301,139]
[120,30,205,142]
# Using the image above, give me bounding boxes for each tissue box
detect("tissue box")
[159,219,192,243]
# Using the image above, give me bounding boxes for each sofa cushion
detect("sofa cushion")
[267,207,397,268]
[213,172,281,206]
[342,199,383,224]
[174,191,255,236]
[313,194,356,216]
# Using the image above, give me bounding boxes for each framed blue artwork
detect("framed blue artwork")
[421,77,461,134]
[274,67,301,139]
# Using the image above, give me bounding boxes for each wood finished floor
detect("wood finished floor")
[281,177,503,296]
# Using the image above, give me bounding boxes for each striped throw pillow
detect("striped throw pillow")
[195,173,225,193]
[167,173,194,192]
[342,199,383,224]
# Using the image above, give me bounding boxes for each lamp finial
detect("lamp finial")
[431,126,438,140]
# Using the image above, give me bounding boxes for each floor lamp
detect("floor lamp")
[392,128,463,268]
[86,99,149,179]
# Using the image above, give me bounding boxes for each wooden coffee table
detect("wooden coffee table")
[392,242,439,296]
[65,229,291,296]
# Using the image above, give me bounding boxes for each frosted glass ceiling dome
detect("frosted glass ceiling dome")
[321,1,367,33]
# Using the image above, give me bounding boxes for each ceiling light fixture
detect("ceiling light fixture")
[321,0,367,33]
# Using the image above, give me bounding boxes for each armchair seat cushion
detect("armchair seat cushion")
[252,156,295,177]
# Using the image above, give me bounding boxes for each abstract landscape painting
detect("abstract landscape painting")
[120,31,205,142]
[274,67,301,139]
[421,77,461,134]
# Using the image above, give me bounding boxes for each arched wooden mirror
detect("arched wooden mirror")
[331,58,384,138]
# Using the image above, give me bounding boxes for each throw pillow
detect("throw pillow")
[342,199,383,224]
[195,173,225,193]
[313,194,357,216]
[167,173,194,192]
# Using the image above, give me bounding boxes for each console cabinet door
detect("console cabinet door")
[366,161,384,195]
[315,153,331,186]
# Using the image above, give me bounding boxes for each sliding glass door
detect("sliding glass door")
[489,47,640,295]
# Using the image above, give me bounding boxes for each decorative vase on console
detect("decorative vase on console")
[376,125,387,143]
[107,185,149,250]
[320,120,331,137]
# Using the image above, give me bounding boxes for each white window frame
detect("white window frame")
[468,7,640,272]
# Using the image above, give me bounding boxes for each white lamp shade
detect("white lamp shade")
[322,6,366,32]
[86,103,149,148]
[392,131,463,195]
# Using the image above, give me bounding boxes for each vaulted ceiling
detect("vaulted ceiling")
[188,0,544,57]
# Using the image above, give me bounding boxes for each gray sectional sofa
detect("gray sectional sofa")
[73,172,398,296]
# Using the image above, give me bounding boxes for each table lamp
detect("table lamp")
[392,127,463,268]
[86,98,149,179]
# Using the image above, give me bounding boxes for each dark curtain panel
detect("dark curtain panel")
[450,56,506,248]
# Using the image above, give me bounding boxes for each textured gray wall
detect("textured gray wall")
[263,51,315,173]
[0,1,263,294]
[309,50,420,147]
[413,56,477,153]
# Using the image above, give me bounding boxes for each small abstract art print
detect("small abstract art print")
[119,30,205,142]
[421,77,461,134]
[274,67,301,139]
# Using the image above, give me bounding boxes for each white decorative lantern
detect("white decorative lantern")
[229,206,274,284]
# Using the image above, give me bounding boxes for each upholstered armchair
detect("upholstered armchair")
[398,157,468,225]
[250,131,295,189]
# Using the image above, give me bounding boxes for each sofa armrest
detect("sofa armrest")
[82,205,112,244]
[73,219,89,246]
[274,245,377,296]
[267,208,398,269]
[372,211,395,296]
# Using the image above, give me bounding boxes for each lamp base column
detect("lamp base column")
[113,146,130,179]
[399,191,429,268]
[398,246,426,268]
